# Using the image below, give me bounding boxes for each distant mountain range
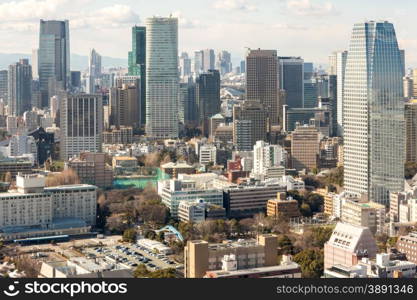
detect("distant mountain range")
[0,53,127,71]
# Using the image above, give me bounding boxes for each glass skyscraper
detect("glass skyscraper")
[145,17,179,138]
[344,21,405,204]
[128,26,146,125]
[38,20,70,108]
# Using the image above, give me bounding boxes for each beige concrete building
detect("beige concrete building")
[209,113,225,138]
[291,124,320,172]
[102,126,133,145]
[267,192,301,219]
[161,161,195,178]
[185,234,278,278]
[214,124,233,144]
[109,81,140,130]
[324,223,377,270]
[341,200,386,235]
[397,232,417,264]
[66,152,113,189]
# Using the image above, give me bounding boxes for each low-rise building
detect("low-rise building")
[161,161,196,179]
[159,179,223,218]
[223,180,287,218]
[324,222,378,270]
[0,173,97,241]
[66,152,113,189]
[397,232,417,264]
[267,192,301,219]
[102,126,133,145]
[199,144,217,165]
[137,238,172,255]
[185,234,278,278]
[280,176,305,191]
[204,254,301,278]
[341,200,386,235]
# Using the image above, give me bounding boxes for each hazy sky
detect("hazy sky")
[1,0,417,67]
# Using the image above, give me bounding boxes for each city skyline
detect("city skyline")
[1,0,417,67]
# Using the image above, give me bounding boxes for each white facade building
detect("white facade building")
[199,144,217,165]
[252,141,286,180]
[158,179,223,218]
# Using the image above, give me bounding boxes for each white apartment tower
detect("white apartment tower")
[60,94,103,160]
[145,16,179,138]
[344,21,405,205]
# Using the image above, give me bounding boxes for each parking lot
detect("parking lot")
[83,243,182,272]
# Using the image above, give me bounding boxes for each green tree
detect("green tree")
[122,228,137,243]
[293,249,324,278]
[310,226,334,248]
[300,203,312,217]
[277,235,294,255]
[133,264,150,278]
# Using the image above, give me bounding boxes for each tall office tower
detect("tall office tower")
[217,50,232,75]
[196,70,220,136]
[240,60,246,73]
[291,124,320,172]
[194,51,204,75]
[128,26,146,125]
[180,82,197,126]
[60,93,103,160]
[304,81,318,108]
[246,50,279,126]
[146,16,179,139]
[38,20,70,108]
[179,52,192,78]
[70,71,81,90]
[0,70,8,103]
[304,62,314,80]
[87,49,102,94]
[404,76,414,100]
[109,79,140,130]
[328,52,337,75]
[344,21,405,205]
[400,49,406,78]
[31,49,39,80]
[405,100,417,163]
[233,100,268,151]
[336,50,348,136]
[328,75,338,137]
[202,49,215,73]
[278,57,304,109]
[8,59,32,116]
[412,70,417,97]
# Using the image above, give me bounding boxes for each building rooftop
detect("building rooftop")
[205,263,300,278]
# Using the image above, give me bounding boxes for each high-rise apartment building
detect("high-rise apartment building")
[344,21,405,204]
[196,70,221,136]
[8,59,32,116]
[246,49,279,126]
[146,17,179,138]
[252,141,286,180]
[404,76,413,100]
[179,82,197,126]
[38,20,70,107]
[406,100,417,163]
[109,79,141,130]
[279,57,304,109]
[128,26,146,125]
[60,94,103,160]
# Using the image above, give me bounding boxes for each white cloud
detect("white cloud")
[172,11,202,29]
[70,4,140,29]
[286,0,338,16]
[213,0,257,12]
[0,0,67,22]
